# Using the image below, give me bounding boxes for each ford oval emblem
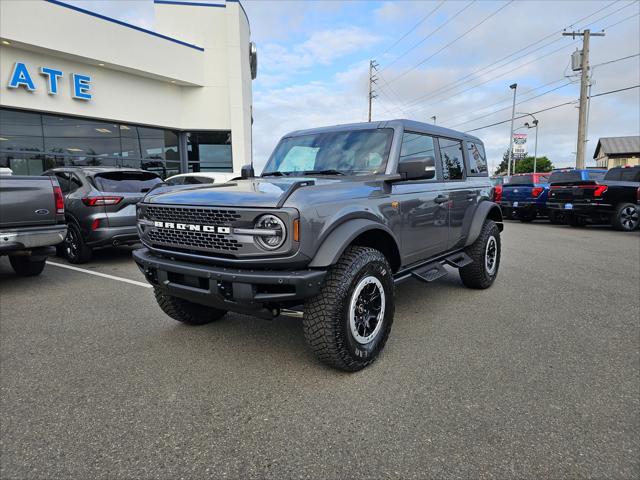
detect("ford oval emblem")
[35,209,49,215]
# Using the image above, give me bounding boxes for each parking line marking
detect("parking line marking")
[46,261,152,288]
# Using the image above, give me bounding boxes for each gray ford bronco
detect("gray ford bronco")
[133,120,503,371]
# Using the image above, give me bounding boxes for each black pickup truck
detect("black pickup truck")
[0,173,67,275]
[134,120,503,371]
[547,165,640,230]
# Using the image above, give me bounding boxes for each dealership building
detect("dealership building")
[0,0,255,178]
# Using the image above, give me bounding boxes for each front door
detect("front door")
[393,131,449,265]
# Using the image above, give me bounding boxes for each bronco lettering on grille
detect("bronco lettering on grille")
[153,221,230,234]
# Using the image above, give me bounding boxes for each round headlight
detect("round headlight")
[254,214,286,250]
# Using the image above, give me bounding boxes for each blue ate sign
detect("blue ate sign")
[6,62,92,100]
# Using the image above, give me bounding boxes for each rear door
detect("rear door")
[91,171,162,227]
[438,137,473,249]
[0,176,57,227]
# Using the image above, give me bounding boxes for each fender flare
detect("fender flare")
[308,219,400,268]
[464,201,503,247]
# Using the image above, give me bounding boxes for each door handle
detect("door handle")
[434,195,448,204]
[466,193,476,200]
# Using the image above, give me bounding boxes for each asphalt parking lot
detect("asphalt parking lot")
[1,221,638,479]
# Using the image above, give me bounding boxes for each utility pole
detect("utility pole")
[507,83,517,177]
[563,29,605,169]
[368,60,379,122]
[431,115,436,125]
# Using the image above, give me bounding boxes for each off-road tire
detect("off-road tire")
[64,222,92,264]
[9,256,46,277]
[154,287,227,325]
[302,246,395,372]
[459,220,500,289]
[612,203,639,231]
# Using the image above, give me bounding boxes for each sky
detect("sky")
[67,0,640,172]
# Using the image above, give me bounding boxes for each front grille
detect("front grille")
[143,205,245,254]
[145,206,241,224]
[147,228,241,251]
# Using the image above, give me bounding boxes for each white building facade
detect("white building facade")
[0,0,255,177]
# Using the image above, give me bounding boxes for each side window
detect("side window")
[69,174,83,193]
[400,132,436,159]
[466,141,488,175]
[166,177,184,186]
[621,168,640,182]
[55,172,72,193]
[604,169,622,181]
[438,138,464,181]
[184,176,214,185]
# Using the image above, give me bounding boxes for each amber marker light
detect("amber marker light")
[293,219,300,242]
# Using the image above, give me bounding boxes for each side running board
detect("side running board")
[409,251,473,284]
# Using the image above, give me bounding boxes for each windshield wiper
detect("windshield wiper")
[261,171,291,177]
[301,169,345,176]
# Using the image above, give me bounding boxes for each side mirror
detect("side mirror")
[240,164,255,179]
[398,155,436,181]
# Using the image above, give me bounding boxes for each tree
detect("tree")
[493,149,553,175]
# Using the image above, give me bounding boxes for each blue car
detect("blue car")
[500,172,551,222]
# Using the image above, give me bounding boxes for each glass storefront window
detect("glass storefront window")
[187,131,232,172]
[0,108,184,179]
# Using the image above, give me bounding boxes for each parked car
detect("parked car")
[548,165,640,231]
[490,176,508,209]
[0,174,67,276]
[164,172,237,186]
[133,119,503,371]
[500,172,550,222]
[43,167,163,263]
[546,168,607,224]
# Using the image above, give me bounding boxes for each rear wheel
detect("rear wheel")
[612,203,639,231]
[64,223,92,264]
[518,210,536,223]
[567,214,585,227]
[549,211,565,225]
[154,288,227,325]
[459,220,501,289]
[303,246,395,372]
[9,256,46,277]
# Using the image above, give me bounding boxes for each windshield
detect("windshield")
[262,129,394,176]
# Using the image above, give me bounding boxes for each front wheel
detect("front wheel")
[459,220,501,289]
[154,288,227,325]
[612,203,639,231]
[9,256,46,277]
[303,246,395,372]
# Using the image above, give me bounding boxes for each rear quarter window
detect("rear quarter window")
[466,141,488,175]
[93,171,162,192]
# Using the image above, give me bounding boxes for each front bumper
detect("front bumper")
[0,224,66,254]
[133,248,326,316]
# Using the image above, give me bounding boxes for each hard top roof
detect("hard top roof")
[283,119,483,144]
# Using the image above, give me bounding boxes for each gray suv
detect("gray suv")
[44,167,162,263]
[133,120,503,371]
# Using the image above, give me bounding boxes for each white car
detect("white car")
[0,167,13,176]
[164,172,238,186]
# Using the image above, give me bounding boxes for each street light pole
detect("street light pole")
[533,120,539,173]
[507,83,518,176]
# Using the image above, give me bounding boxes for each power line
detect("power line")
[380,1,476,73]
[445,52,639,128]
[387,0,515,85]
[449,82,573,129]
[602,11,640,30]
[379,0,446,56]
[388,0,629,113]
[464,84,639,133]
